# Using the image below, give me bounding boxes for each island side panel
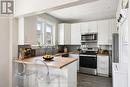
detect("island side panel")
[23,60,77,87]
[60,61,77,87]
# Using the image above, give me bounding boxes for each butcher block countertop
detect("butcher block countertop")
[14,56,78,69]
[97,54,109,56]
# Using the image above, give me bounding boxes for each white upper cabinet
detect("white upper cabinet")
[58,24,64,45]
[58,23,71,45]
[87,21,98,33]
[109,19,117,33]
[98,20,109,45]
[80,22,88,34]
[58,19,116,45]
[98,19,117,45]
[71,23,81,45]
[80,21,98,34]
[108,19,117,44]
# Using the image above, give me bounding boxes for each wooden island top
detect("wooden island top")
[14,56,78,69]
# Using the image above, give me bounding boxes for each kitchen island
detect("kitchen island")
[14,56,78,87]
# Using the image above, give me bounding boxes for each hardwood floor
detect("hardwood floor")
[78,73,112,87]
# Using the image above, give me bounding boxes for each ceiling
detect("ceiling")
[47,0,119,23]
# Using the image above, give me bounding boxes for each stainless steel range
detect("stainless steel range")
[80,33,98,75]
[79,50,97,75]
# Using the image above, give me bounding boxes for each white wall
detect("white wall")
[9,17,18,87]
[24,14,60,45]
[24,16,37,45]
[10,18,18,87]
[14,0,78,16]
[0,17,10,87]
[18,17,24,45]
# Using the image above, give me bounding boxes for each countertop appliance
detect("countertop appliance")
[79,50,97,75]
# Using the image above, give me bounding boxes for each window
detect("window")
[45,24,53,45]
[36,21,53,46]
[36,22,44,44]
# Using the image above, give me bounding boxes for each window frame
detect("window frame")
[36,21,54,46]
[44,23,53,45]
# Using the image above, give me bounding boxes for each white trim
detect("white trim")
[128,3,130,87]
[9,17,13,87]
[18,17,24,45]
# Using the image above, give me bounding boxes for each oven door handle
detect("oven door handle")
[79,54,97,57]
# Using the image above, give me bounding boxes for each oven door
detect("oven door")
[79,54,97,75]
[80,55,97,69]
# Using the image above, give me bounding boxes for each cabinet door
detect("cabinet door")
[98,20,109,45]
[87,21,98,33]
[64,24,71,45]
[110,19,117,33]
[80,22,88,34]
[71,23,81,45]
[97,56,109,76]
[58,23,71,45]
[108,19,117,44]
[58,24,64,45]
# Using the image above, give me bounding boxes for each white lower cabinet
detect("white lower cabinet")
[97,20,109,45]
[97,55,109,77]
[69,54,79,71]
[80,21,98,34]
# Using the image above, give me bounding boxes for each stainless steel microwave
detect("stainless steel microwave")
[81,33,98,42]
